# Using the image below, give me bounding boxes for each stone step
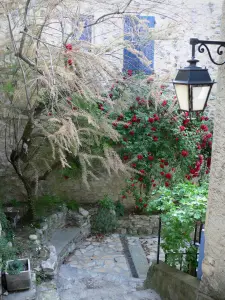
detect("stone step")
[36,280,60,300]
[58,264,144,288]
[59,287,161,300]
[126,237,149,279]
[50,227,81,256]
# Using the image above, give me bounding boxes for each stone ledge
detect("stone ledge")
[40,208,91,278]
[144,262,215,300]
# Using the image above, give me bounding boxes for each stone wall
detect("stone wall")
[89,208,159,235]
[199,1,225,299]
[117,215,159,235]
[145,262,215,300]
[0,0,222,203]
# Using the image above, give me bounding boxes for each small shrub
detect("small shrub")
[66,199,79,211]
[115,201,125,217]
[93,207,117,234]
[0,237,17,270]
[7,259,24,275]
[99,195,115,210]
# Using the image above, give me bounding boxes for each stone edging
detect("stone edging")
[31,207,91,278]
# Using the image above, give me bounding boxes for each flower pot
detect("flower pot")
[5,258,31,292]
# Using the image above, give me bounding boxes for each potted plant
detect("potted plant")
[5,258,31,292]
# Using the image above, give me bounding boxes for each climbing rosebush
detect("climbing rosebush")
[99,73,213,210]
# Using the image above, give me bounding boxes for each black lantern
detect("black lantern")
[172,38,225,112]
[173,58,215,112]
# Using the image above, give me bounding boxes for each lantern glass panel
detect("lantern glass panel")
[174,84,189,111]
[192,86,211,111]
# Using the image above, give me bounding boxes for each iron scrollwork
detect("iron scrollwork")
[190,38,225,66]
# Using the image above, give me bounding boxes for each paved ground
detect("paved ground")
[56,234,161,300]
[140,236,165,265]
[64,234,131,277]
[35,234,162,299]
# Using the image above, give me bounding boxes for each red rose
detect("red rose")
[175,137,179,141]
[207,157,211,168]
[199,154,204,160]
[131,163,136,168]
[112,122,118,127]
[148,155,154,161]
[165,173,172,180]
[144,203,147,208]
[137,154,143,160]
[161,85,166,89]
[183,119,190,126]
[181,150,189,157]
[154,115,160,121]
[172,168,176,172]
[152,183,156,187]
[123,155,129,161]
[160,172,165,176]
[206,169,210,174]
[185,112,189,117]
[160,164,164,168]
[117,114,124,121]
[153,136,158,141]
[109,93,113,98]
[136,96,141,101]
[206,133,212,139]
[148,117,154,123]
[164,161,169,166]
[129,130,135,136]
[122,195,126,199]
[180,126,185,132]
[68,59,73,65]
[66,44,72,50]
[165,181,170,187]
[131,115,137,122]
[135,206,139,209]
[131,183,135,187]
[174,96,177,99]
[139,198,143,203]
[138,177,144,182]
[123,137,128,142]
[127,69,133,76]
[124,122,131,129]
[140,169,145,174]
[162,100,167,107]
[48,112,52,116]
[200,124,208,131]
[185,175,191,180]
[151,127,157,132]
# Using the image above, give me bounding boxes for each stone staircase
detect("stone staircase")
[56,264,161,300]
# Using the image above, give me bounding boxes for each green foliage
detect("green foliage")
[93,207,118,234]
[99,195,115,210]
[93,195,118,233]
[33,195,64,219]
[115,201,125,217]
[148,182,208,270]
[7,259,24,275]
[0,237,17,270]
[66,199,79,211]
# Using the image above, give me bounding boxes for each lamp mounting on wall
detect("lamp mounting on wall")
[173,38,225,112]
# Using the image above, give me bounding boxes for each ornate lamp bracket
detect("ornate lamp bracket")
[190,38,225,66]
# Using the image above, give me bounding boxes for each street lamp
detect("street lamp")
[173,38,225,112]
